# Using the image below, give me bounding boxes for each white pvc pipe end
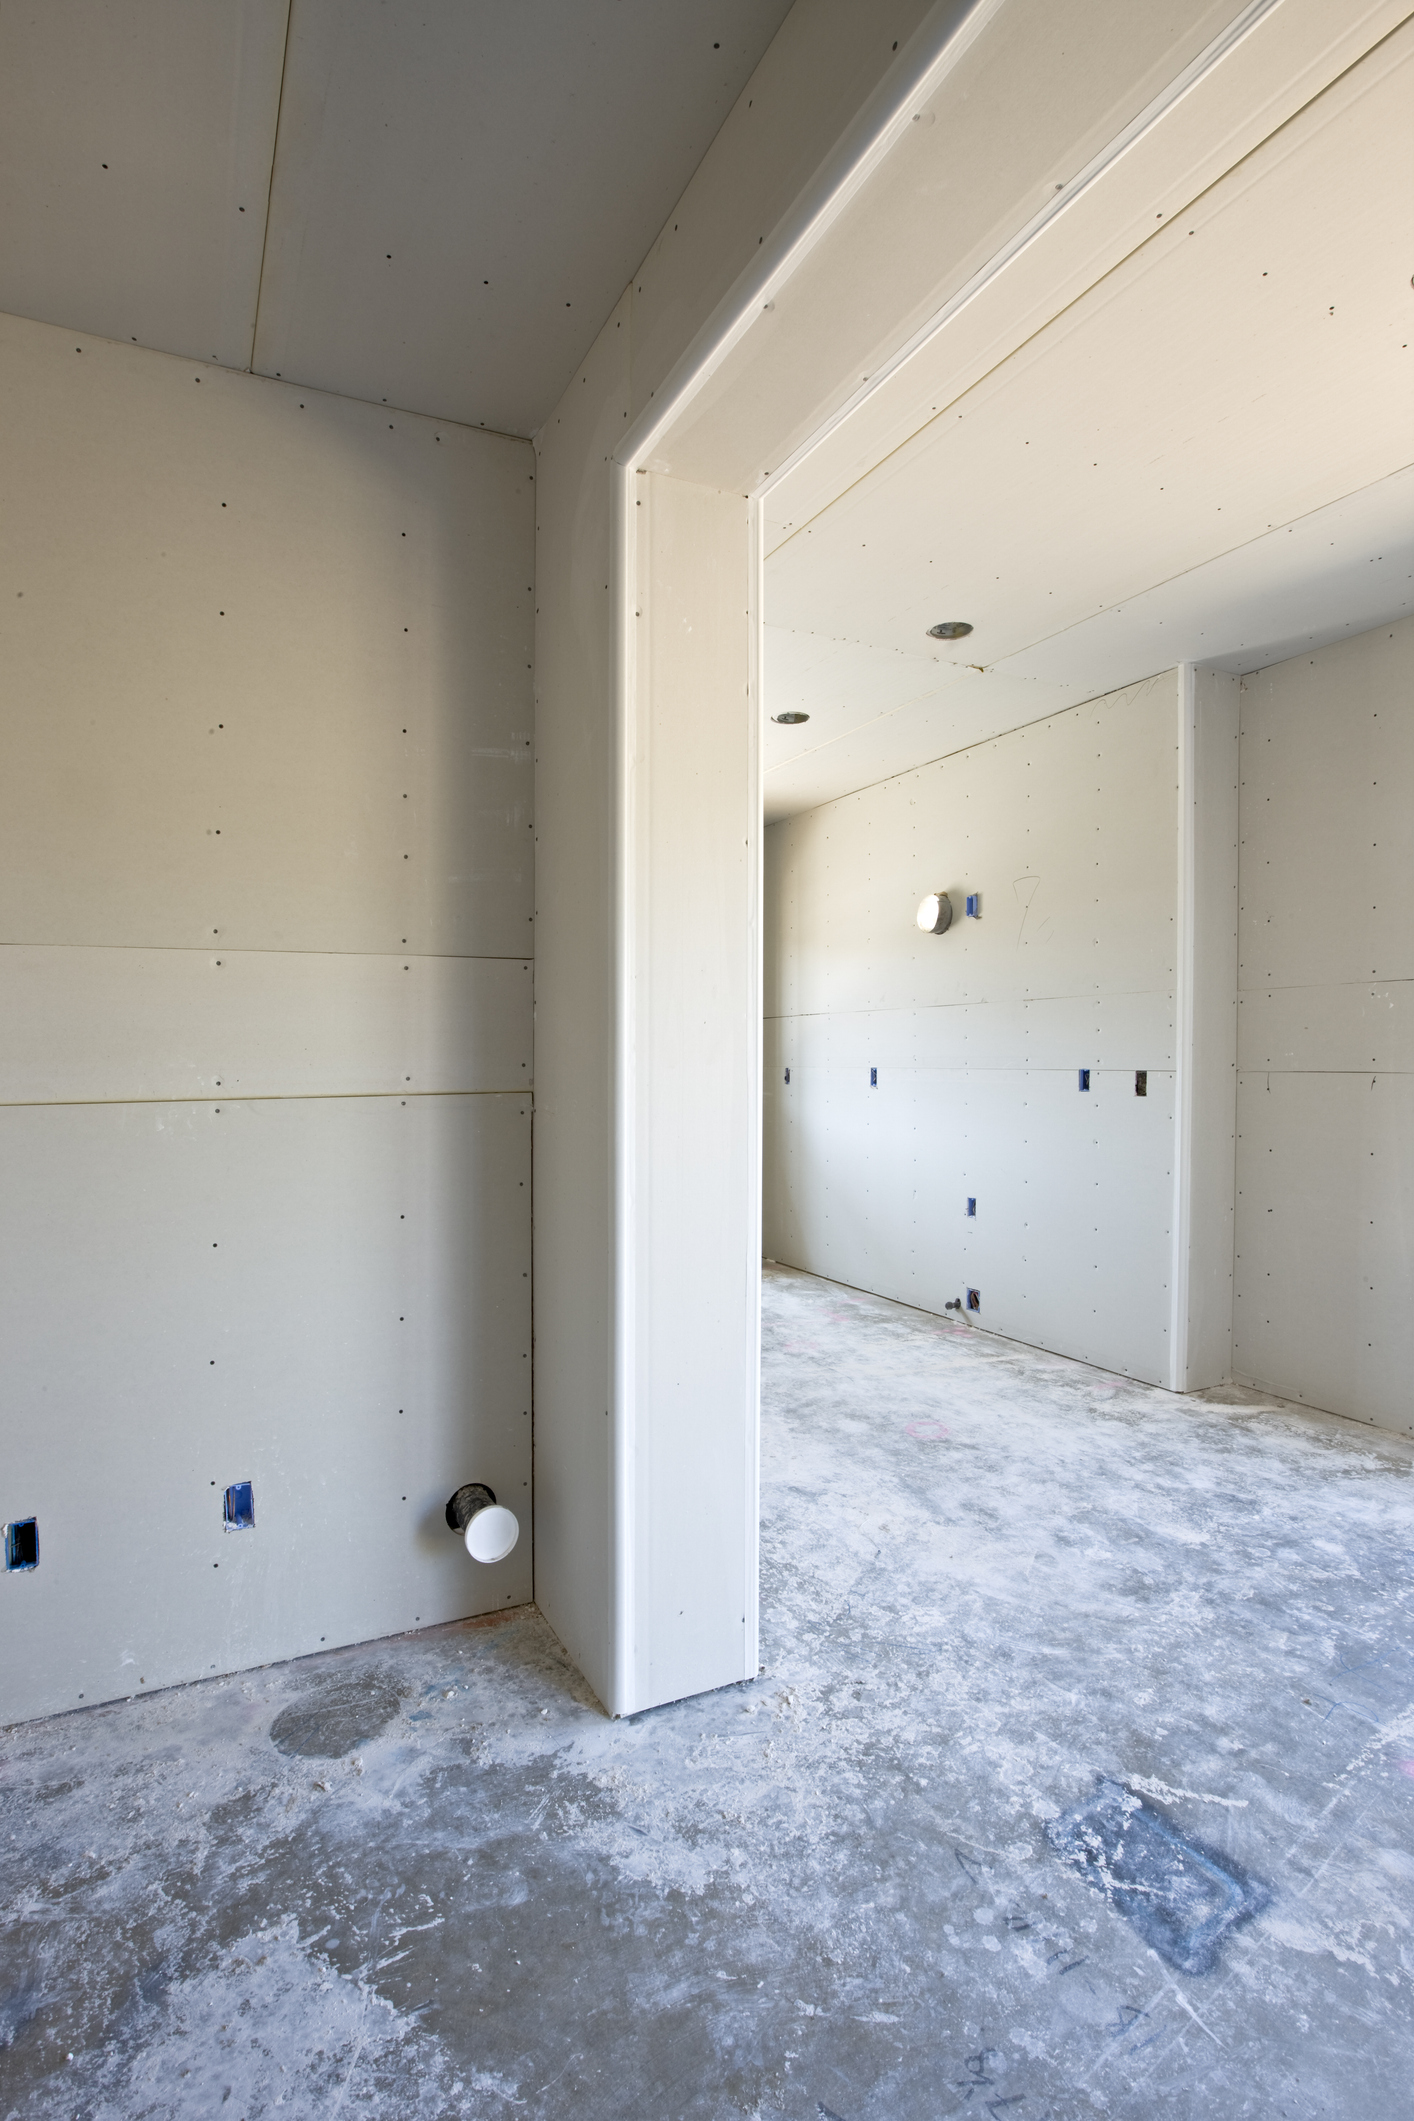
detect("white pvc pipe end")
[464,1503,519,1565]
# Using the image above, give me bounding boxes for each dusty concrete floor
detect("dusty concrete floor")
[3,1265,1413,2120]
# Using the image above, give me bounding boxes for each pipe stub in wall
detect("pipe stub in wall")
[445,1483,519,1564]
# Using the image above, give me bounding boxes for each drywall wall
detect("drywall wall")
[533,361,761,1715]
[532,1,936,1717]
[1233,617,1414,1437]
[764,672,1199,1385]
[627,470,759,1711]
[0,312,535,1724]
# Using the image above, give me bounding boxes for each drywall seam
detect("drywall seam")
[0,942,533,960]
[0,1092,525,1110]
[246,0,296,371]
[1169,663,1197,1390]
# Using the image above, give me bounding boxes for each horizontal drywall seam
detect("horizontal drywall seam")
[0,1091,531,1110]
[0,945,533,959]
[1237,979,1414,995]
[764,994,1176,1020]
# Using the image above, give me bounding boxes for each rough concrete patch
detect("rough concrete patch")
[1046,1777,1269,1974]
[269,1672,406,1759]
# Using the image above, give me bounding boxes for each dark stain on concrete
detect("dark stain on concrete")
[1046,1776,1270,1973]
[268,1672,406,1759]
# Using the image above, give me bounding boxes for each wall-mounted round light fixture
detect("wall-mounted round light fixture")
[772,711,809,724]
[927,621,973,640]
[916,891,953,934]
[445,1483,519,1564]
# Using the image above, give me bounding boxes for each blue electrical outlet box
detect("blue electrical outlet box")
[223,1482,255,1531]
[4,1518,38,1571]
[1079,1068,1091,1091]
[870,1066,877,1087]
[965,893,981,918]
[966,1197,976,1217]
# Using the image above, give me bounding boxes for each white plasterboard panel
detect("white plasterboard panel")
[761,670,1180,1381]
[753,0,1409,541]
[1238,617,1414,993]
[832,1063,931,1305]
[0,1,287,369]
[1000,1068,1106,1357]
[1092,1067,1178,1385]
[636,473,758,1712]
[1229,615,1412,1435]
[765,30,1414,662]
[529,290,630,1714]
[905,1005,973,1072]
[0,1092,532,1725]
[1179,665,1240,1389]
[0,318,534,954]
[763,474,1414,819]
[1233,1070,1414,1437]
[658,0,1279,491]
[955,1071,1036,1327]
[920,999,1158,1078]
[814,1008,921,1073]
[965,1069,1103,1358]
[627,0,934,429]
[763,625,956,758]
[760,28,1414,810]
[252,0,793,433]
[1237,982,1414,1075]
[774,673,1176,1016]
[0,948,531,1106]
[760,1017,790,1261]
[996,467,1414,692]
[1098,990,1176,1074]
[764,658,1091,822]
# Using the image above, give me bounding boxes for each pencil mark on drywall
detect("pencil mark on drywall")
[1014,874,1051,950]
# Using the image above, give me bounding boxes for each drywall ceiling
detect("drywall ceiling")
[762,13,1414,821]
[0,0,794,433]
[763,473,1414,820]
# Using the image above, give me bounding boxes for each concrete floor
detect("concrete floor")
[3,1265,1413,2120]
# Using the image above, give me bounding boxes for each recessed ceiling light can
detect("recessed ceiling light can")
[928,621,973,640]
[773,711,810,724]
